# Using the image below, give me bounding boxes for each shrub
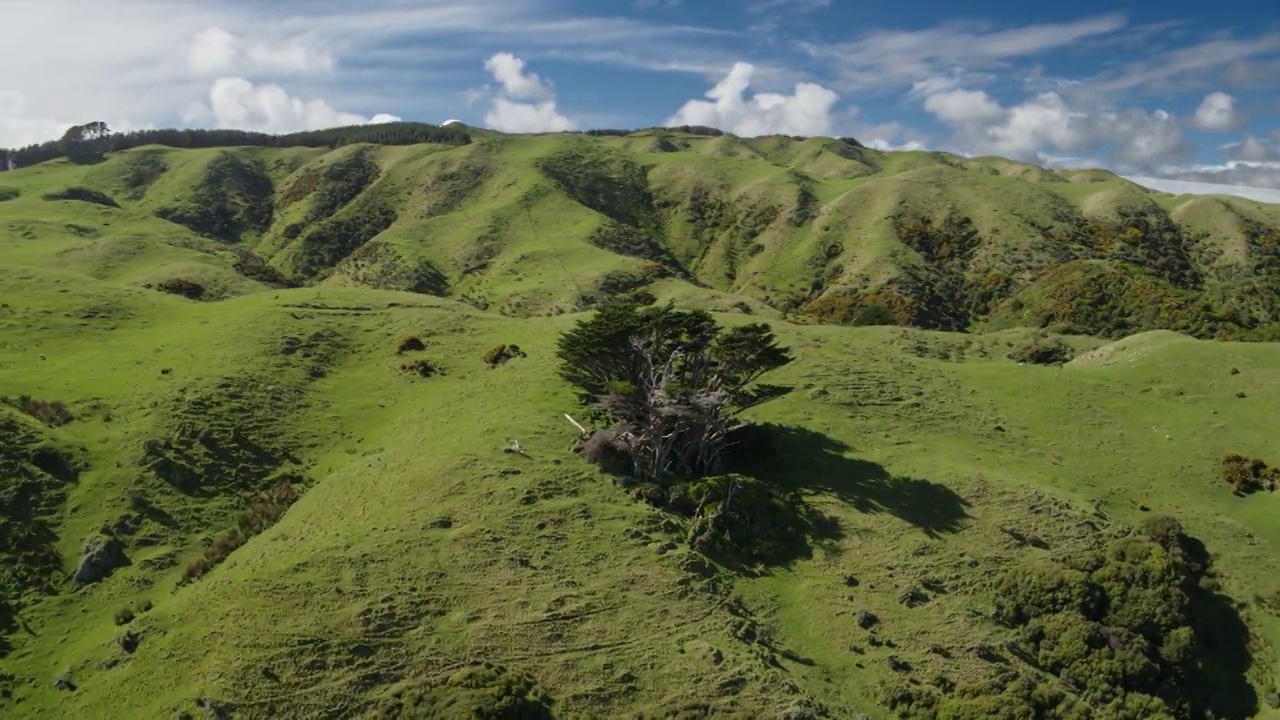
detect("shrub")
[483,344,526,367]
[852,303,897,327]
[400,359,443,378]
[7,395,74,426]
[182,480,302,583]
[153,279,206,300]
[987,530,1253,720]
[1141,515,1184,550]
[41,186,119,208]
[0,186,19,202]
[397,336,427,353]
[1008,338,1074,365]
[114,607,135,626]
[1221,453,1279,494]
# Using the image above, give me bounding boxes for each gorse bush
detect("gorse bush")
[1220,453,1278,494]
[483,344,526,367]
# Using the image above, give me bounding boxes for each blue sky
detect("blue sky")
[1,0,1278,198]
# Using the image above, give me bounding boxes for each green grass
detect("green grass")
[2,134,1280,718]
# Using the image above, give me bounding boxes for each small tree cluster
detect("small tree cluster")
[977,524,1249,720]
[1221,453,1278,494]
[557,300,792,485]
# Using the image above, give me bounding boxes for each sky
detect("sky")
[2,0,1279,201]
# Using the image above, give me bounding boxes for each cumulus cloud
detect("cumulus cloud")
[1227,136,1280,162]
[922,89,1004,126]
[1149,160,1280,193]
[188,27,335,76]
[1104,108,1193,168]
[920,88,1093,161]
[186,77,399,134]
[1126,175,1280,204]
[1192,92,1241,131]
[481,52,575,133]
[665,62,839,136]
[917,82,1195,170]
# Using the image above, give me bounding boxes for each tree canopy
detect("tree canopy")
[556,300,792,482]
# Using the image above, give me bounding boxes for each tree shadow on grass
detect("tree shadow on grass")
[729,423,972,539]
[1177,534,1259,720]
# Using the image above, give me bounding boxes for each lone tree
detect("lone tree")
[58,121,111,165]
[556,300,792,484]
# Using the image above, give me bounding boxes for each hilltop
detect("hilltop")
[4,125,1280,338]
[1,127,1280,719]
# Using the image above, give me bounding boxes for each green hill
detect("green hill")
[2,129,1280,719]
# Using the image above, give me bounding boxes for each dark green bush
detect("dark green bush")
[853,302,898,327]
[114,607,135,626]
[42,186,119,207]
[1008,338,1074,365]
[0,186,19,202]
[987,531,1252,719]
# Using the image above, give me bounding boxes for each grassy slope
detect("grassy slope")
[1,139,1280,717]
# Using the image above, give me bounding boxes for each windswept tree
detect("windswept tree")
[556,300,792,483]
[58,121,112,164]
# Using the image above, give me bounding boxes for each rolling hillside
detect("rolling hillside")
[2,128,1280,719]
[5,127,1280,337]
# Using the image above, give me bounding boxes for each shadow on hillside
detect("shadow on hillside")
[732,423,972,539]
[1178,534,1258,719]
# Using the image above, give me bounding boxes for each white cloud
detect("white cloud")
[804,14,1127,90]
[922,89,1004,126]
[1192,92,1241,131]
[1149,160,1280,192]
[665,61,839,136]
[188,27,334,76]
[1125,175,1280,204]
[187,77,399,134]
[1104,108,1192,168]
[481,53,575,133]
[1227,136,1280,162]
[1094,33,1280,94]
[484,53,555,102]
[916,81,1198,171]
[919,87,1093,161]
